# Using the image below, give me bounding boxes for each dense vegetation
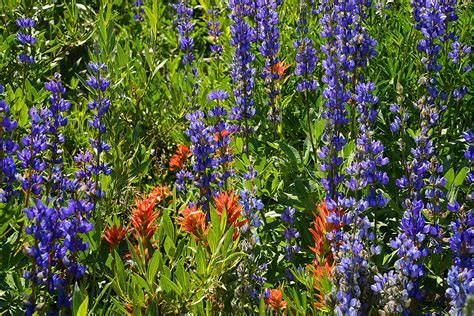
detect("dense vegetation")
[0,0,472,315]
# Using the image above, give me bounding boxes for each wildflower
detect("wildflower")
[130,196,160,244]
[17,107,47,197]
[281,207,300,269]
[271,60,291,81]
[228,0,256,140]
[178,205,208,241]
[169,145,191,171]
[312,262,333,309]
[103,223,128,251]
[16,17,36,64]
[85,61,112,200]
[173,0,194,65]
[207,7,223,55]
[0,85,19,202]
[256,0,282,122]
[214,191,246,240]
[43,73,71,201]
[265,288,287,311]
[309,201,340,265]
[149,186,171,204]
[293,0,318,93]
[133,0,145,22]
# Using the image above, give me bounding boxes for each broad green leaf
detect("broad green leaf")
[454,167,469,186]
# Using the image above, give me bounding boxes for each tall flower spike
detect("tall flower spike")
[85,61,112,201]
[256,0,282,122]
[133,0,145,22]
[317,0,352,242]
[228,0,257,143]
[174,0,195,66]
[293,0,318,93]
[207,7,223,55]
[445,130,474,314]
[178,93,237,211]
[0,84,19,202]
[16,17,36,64]
[43,73,71,201]
[17,107,47,198]
[280,207,300,280]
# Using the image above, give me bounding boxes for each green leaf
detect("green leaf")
[72,283,85,316]
[160,275,182,295]
[77,296,88,316]
[147,250,161,283]
[162,211,175,242]
[196,246,206,276]
[454,167,469,186]
[207,228,218,254]
[444,168,455,188]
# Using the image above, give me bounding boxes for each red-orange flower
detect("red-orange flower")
[213,191,246,239]
[169,145,191,171]
[265,288,287,311]
[149,186,171,204]
[312,261,333,309]
[309,201,342,266]
[103,223,127,251]
[271,60,291,81]
[130,196,160,244]
[178,205,208,241]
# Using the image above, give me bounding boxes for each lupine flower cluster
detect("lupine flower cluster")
[233,164,266,306]
[280,207,300,279]
[445,130,474,314]
[133,0,145,22]
[85,61,112,201]
[256,0,282,122]
[317,0,352,214]
[380,3,462,309]
[177,91,237,210]
[293,0,317,93]
[22,76,96,315]
[16,17,36,64]
[207,7,223,55]
[173,0,194,66]
[228,0,256,139]
[0,85,18,202]
[43,73,71,200]
[17,107,47,198]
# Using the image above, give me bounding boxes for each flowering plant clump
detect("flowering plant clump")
[0,2,472,315]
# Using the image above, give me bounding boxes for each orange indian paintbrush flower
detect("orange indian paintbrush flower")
[130,196,160,244]
[103,223,127,251]
[312,261,333,309]
[271,60,291,81]
[265,288,287,311]
[169,144,191,171]
[309,201,342,265]
[177,205,208,242]
[213,191,247,240]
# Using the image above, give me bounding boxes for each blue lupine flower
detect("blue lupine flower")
[207,7,223,55]
[446,266,473,316]
[0,85,19,202]
[133,0,145,22]
[85,61,112,200]
[293,0,317,93]
[43,73,71,201]
[228,0,256,139]
[16,17,36,64]
[256,0,281,122]
[17,107,48,197]
[173,0,195,65]
[179,94,237,210]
